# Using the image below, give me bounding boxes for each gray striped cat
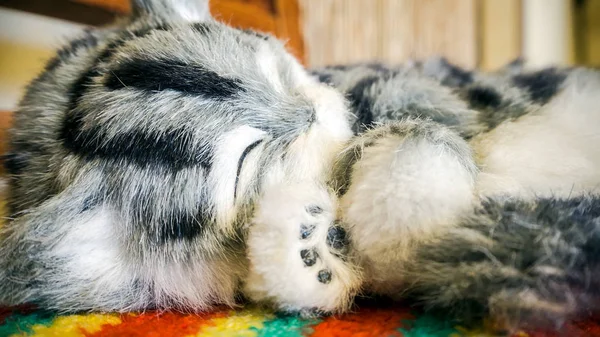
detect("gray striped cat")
[314,60,600,328]
[0,0,598,331]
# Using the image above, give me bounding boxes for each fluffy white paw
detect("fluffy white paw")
[244,184,362,313]
[333,120,477,294]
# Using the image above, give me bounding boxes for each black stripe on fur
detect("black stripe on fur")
[242,29,270,40]
[312,71,334,85]
[112,171,213,243]
[3,152,32,176]
[61,24,218,171]
[45,31,98,72]
[234,139,264,200]
[437,58,474,87]
[331,137,374,197]
[327,65,351,71]
[105,57,245,99]
[64,123,213,171]
[347,76,379,133]
[63,24,171,119]
[463,85,529,130]
[3,142,47,181]
[158,209,211,242]
[512,68,566,105]
[66,66,102,113]
[191,22,212,35]
[66,24,171,112]
[404,196,600,330]
[465,86,502,110]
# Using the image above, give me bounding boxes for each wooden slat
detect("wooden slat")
[581,0,600,66]
[479,0,522,71]
[300,0,477,68]
[413,0,477,68]
[300,0,381,67]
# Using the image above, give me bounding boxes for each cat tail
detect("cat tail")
[403,195,600,331]
[130,0,211,22]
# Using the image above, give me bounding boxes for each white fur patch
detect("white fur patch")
[340,135,475,293]
[53,206,241,311]
[141,253,243,311]
[473,70,600,198]
[256,45,284,92]
[209,125,266,231]
[172,0,211,22]
[282,85,353,182]
[52,208,137,307]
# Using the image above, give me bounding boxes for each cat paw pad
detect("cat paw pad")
[298,208,351,285]
[245,186,362,313]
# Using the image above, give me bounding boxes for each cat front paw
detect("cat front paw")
[299,211,349,286]
[243,184,362,313]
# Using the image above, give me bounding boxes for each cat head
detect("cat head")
[82,0,354,188]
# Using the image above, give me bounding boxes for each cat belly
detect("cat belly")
[472,69,600,198]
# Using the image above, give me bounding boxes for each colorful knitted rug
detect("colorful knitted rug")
[2,301,600,337]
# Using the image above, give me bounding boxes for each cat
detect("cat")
[313,60,600,328]
[1,0,359,313]
[1,0,599,331]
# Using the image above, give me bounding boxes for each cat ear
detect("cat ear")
[130,0,211,22]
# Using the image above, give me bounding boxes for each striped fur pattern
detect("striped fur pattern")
[314,60,600,329]
[0,0,599,331]
[0,0,357,313]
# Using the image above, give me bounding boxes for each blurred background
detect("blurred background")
[0,0,598,114]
